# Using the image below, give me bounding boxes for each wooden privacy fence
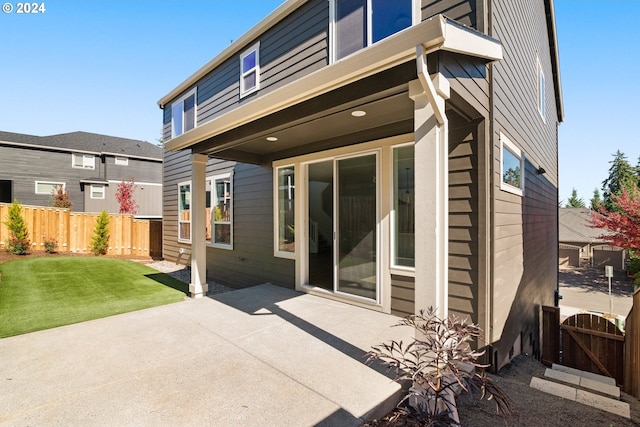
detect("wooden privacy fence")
[625,290,640,397]
[0,203,161,258]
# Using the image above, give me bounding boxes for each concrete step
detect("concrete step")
[530,377,630,419]
[545,368,620,398]
[551,363,617,387]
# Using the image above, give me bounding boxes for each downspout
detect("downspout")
[416,45,449,317]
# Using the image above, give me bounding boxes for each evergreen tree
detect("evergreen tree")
[565,188,585,208]
[90,210,110,256]
[3,199,30,254]
[590,188,602,210]
[601,150,636,211]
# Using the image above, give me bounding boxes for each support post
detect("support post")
[190,153,208,298]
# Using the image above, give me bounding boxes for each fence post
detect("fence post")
[542,306,560,366]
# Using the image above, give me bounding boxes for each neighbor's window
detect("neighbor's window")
[212,173,233,248]
[115,156,129,166]
[90,184,105,199]
[500,133,524,196]
[392,144,415,268]
[275,166,295,257]
[172,89,196,138]
[240,42,260,97]
[178,181,191,242]
[35,181,64,195]
[331,0,413,61]
[537,56,546,121]
[72,153,95,169]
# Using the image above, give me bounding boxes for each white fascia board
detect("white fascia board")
[166,15,502,152]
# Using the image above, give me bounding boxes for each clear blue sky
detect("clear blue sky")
[1,1,637,206]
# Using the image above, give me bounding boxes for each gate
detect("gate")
[561,313,625,385]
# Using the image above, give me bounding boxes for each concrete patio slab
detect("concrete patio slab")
[0,284,413,426]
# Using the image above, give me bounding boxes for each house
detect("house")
[159,0,563,370]
[0,131,162,217]
[559,207,625,269]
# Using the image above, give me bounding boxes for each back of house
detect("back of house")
[160,0,562,370]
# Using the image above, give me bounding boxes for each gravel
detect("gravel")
[143,260,235,296]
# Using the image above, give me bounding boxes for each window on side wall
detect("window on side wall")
[331,0,413,61]
[500,133,524,196]
[392,144,415,269]
[172,89,196,138]
[240,42,260,97]
[178,181,191,242]
[274,165,295,258]
[211,172,233,249]
[72,153,95,169]
[35,181,64,195]
[90,184,105,199]
[537,56,546,121]
[115,157,128,166]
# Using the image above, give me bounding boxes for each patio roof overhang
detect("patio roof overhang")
[164,15,502,164]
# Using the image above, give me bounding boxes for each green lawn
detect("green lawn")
[0,257,188,338]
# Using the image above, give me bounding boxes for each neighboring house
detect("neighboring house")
[159,0,563,370]
[559,207,625,269]
[0,131,162,217]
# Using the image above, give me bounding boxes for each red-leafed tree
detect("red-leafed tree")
[591,187,640,250]
[115,177,139,215]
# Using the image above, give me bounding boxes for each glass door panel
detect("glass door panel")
[336,154,377,300]
[307,161,334,291]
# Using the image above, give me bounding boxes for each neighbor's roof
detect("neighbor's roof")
[0,131,162,160]
[559,207,605,244]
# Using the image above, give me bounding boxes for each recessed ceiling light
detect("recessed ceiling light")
[266,136,278,142]
[351,110,366,117]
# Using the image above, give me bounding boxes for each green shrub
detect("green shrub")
[366,307,512,426]
[90,211,110,256]
[627,256,640,276]
[4,199,30,255]
[43,238,58,254]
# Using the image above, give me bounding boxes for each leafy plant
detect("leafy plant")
[366,307,512,426]
[90,210,110,256]
[50,185,72,209]
[43,237,58,254]
[4,199,30,255]
[115,177,139,215]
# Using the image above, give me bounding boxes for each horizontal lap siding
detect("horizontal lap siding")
[162,149,192,262]
[391,275,415,317]
[490,0,559,366]
[422,0,479,29]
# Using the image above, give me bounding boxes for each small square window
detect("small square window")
[115,157,128,166]
[172,89,196,138]
[90,184,105,199]
[240,43,260,97]
[500,133,524,196]
[72,153,95,169]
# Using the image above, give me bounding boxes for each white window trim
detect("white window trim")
[178,180,191,243]
[115,156,129,166]
[209,171,234,249]
[500,132,524,196]
[240,42,260,97]
[171,88,197,139]
[35,181,65,195]
[537,55,546,122]
[390,142,416,272]
[273,164,296,259]
[90,184,105,200]
[72,153,95,169]
[329,0,417,63]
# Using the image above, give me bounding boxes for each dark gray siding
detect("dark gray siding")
[490,0,559,367]
[421,0,481,30]
[391,275,415,317]
[162,149,192,262]
[106,156,161,184]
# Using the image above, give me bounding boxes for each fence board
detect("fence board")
[542,306,560,366]
[625,290,640,397]
[0,203,159,258]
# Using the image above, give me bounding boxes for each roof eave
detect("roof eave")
[545,0,564,123]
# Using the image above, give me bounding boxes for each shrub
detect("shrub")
[90,210,110,256]
[50,186,72,209]
[366,307,512,426]
[4,199,30,255]
[43,238,58,254]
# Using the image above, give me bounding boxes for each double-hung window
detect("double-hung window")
[240,42,260,97]
[500,132,524,196]
[178,181,191,242]
[90,184,105,199]
[211,173,233,248]
[172,89,196,138]
[72,153,95,169]
[330,0,413,62]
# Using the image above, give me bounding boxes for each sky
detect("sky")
[1,0,638,206]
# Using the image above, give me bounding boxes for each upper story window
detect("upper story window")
[500,132,524,196]
[330,0,413,62]
[537,55,546,121]
[72,153,95,169]
[172,89,196,138]
[115,156,129,166]
[240,42,260,97]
